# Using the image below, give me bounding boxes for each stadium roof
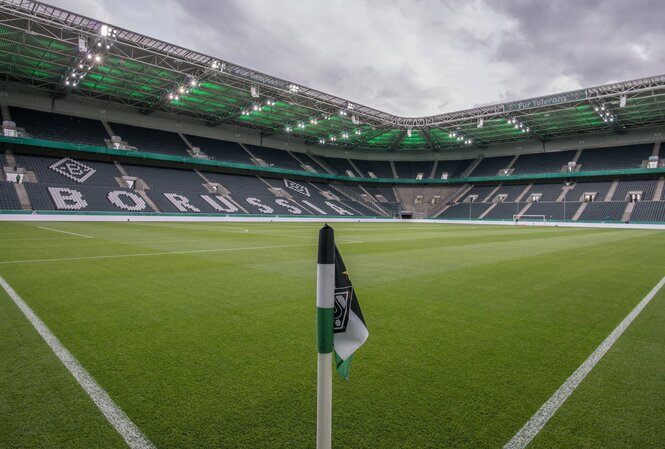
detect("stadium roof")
[1,0,665,153]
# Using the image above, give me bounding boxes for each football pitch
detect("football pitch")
[1,221,664,449]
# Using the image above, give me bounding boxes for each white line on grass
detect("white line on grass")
[37,226,93,239]
[503,274,665,449]
[0,275,156,449]
[0,243,318,265]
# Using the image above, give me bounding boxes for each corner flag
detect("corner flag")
[316,224,368,449]
[332,246,368,380]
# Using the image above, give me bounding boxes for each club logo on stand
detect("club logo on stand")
[284,179,310,197]
[50,158,96,183]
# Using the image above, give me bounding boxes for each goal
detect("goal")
[513,214,547,224]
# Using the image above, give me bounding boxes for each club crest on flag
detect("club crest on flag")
[333,286,353,332]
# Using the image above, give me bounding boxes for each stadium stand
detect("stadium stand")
[482,202,526,220]
[351,160,394,178]
[439,202,492,219]
[468,155,514,177]
[577,201,627,222]
[122,164,207,192]
[316,156,360,176]
[435,159,474,179]
[522,201,575,221]
[510,150,576,174]
[184,134,255,165]
[488,184,530,202]
[13,154,122,187]
[394,160,434,179]
[108,122,190,156]
[631,201,665,222]
[23,182,146,212]
[9,106,109,147]
[527,183,565,202]
[576,144,653,171]
[0,181,22,210]
[463,185,501,202]
[611,179,658,201]
[245,145,305,171]
[291,153,326,173]
[563,181,613,201]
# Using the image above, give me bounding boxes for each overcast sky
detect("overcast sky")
[47,0,665,117]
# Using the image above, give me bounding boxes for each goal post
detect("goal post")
[513,214,547,225]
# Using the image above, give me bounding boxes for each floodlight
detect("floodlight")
[407,128,412,138]
[100,24,109,37]
[86,53,92,60]
[95,55,101,62]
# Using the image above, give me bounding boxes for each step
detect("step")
[571,202,587,221]
[136,190,161,212]
[478,203,498,219]
[605,179,619,201]
[14,182,32,210]
[622,202,635,222]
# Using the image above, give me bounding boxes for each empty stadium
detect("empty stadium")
[1,1,665,448]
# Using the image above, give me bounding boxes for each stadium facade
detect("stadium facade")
[1,0,665,223]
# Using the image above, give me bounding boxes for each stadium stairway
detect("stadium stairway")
[654,177,665,200]
[13,183,32,210]
[622,202,636,222]
[572,202,588,221]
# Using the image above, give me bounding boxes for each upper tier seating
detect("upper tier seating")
[0,181,21,210]
[317,156,360,176]
[394,161,434,179]
[109,122,189,156]
[14,154,121,187]
[353,160,394,178]
[435,159,474,179]
[576,144,653,171]
[488,184,530,202]
[245,145,304,171]
[469,156,514,177]
[611,179,659,201]
[185,135,254,165]
[527,183,564,202]
[291,153,326,173]
[463,185,500,202]
[9,106,109,147]
[563,181,613,202]
[511,150,576,174]
[362,185,397,203]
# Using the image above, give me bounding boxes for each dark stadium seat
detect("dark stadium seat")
[9,106,110,147]
[435,159,474,179]
[185,134,255,165]
[0,181,21,210]
[511,150,576,175]
[108,122,189,156]
[576,144,653,171]
[578,201,627,222]
[245,145,305,171]
[468,156,514,177]
[14,154,122,187]
[393,160,434,179]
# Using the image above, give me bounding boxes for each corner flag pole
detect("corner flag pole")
[316,224,335,449]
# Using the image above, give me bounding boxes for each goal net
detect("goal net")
[513,214,547,224]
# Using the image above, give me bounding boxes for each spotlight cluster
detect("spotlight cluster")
[594,103,616,123]
[64,52,102,87]
[507,117,530,133]
[167,78,199,102]
[448,130,473,145]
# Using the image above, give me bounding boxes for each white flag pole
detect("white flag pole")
[316,224,335,449]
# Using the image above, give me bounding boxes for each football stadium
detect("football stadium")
[1,1,665,448]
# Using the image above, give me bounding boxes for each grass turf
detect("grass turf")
[0,221,664,448]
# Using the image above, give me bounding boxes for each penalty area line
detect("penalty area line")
[36,226,94,239]
[0,275,156,449]
[503,274,665,449]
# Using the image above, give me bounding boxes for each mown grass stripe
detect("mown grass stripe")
[0,275,156,449]
[503,274,665,449]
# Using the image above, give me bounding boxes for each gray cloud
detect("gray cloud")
[45,0,665,116]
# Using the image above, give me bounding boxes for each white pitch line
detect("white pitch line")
[504,274,665,449]
[37,226,94,239]
[0,275,156,449]
[0,243,317,265]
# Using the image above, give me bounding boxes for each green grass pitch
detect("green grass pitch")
[1,221,664,448]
